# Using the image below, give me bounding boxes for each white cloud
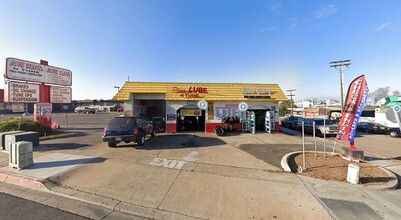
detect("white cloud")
[375,22,391,31]
[314,4,338,19]
[268,1,283,16]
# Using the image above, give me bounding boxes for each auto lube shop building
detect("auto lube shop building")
[113,82,287,134]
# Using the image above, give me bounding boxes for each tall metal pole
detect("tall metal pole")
[339,66,344,113]
[330,60,351,113]
[286,89,296,116]
[302,121,305,171]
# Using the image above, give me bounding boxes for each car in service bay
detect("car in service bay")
[102,115,155,148]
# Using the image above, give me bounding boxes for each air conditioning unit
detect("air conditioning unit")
[9,141,33,169]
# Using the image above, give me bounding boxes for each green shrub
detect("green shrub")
[0,118,53,136]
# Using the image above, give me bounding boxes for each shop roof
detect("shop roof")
[113,81,288,102]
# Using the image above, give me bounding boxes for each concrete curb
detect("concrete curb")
[281,151,294,172]
[281,151,339,172]
[281,151,399,190]
[0,170,47,190]
[39,132,78,141]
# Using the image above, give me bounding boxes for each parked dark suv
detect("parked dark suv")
[281,116,303,129]
[357,122,389,134]
[102,116,155,148]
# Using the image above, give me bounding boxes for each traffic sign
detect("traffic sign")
[394,105,400,113]
[197,100,208,110]
[238,102,249,112]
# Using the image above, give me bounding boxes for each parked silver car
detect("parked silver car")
[300,118,338,137]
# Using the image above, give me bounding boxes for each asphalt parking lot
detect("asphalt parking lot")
[2,112,401,219]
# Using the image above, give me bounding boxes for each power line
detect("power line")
[330,60,351,113]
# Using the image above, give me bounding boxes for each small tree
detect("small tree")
[370,86,390,103]
[393,90,401,96]
[279,101,298,116]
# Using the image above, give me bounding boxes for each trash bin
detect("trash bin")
[347,163,360,184]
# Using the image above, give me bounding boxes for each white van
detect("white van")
[74,106,87,114]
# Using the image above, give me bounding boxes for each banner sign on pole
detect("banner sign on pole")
[5,57,72,86]
[336,75,369,142]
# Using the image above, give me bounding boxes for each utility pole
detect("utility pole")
[330,60,351,113]
[286,89,296,116]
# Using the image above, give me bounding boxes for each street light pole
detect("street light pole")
[330,60,351,113]
[286,89,296,116]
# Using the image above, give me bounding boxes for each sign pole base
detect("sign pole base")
[342,145,364,161]
[350,141,355,150]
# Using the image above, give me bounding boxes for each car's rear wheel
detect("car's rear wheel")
[137,135,145,146]
[108,141,117,148]
[215,126,225,136]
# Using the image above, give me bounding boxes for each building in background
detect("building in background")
[113,82,287,133]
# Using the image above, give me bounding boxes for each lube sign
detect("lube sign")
[7,82,39,103]
[172,86,208,98]
[6,58,72,86]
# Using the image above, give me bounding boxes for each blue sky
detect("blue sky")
[1,0,400,100]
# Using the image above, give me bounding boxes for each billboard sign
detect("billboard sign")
[5,57,72,86]
[336,75,369,142]
[6,81,40,103]
[50,86,72,103]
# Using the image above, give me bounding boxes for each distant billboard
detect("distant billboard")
[5,81,40,103]
[5,57,72,86]
[50,86,72,103]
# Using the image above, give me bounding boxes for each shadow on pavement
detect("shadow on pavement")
[115,134,227,150]
[29,157,107,169]
[365,155,401,161]
[35,143,91,151]
[63,128,105,131]
[240,144,320,170]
